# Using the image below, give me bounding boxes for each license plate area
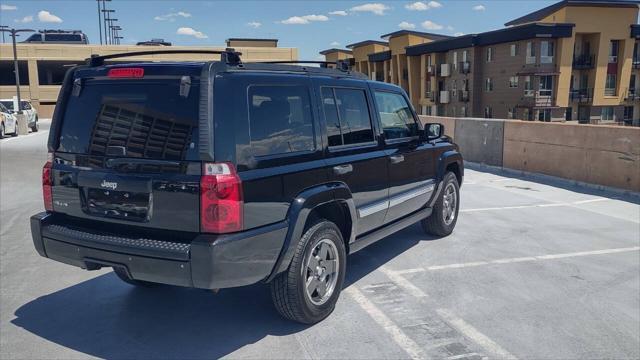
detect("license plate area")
[84,188,151,221]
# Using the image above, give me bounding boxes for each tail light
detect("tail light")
[107,68,144,78]
[42,153,53,211]
[200,162,243,233]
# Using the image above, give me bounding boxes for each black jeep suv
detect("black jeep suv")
[31,50,463,324]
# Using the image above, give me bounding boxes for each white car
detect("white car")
[0,102,17,139]
[0,99,39,132]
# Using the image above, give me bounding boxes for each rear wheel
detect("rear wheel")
[421,171,459,236]
[113,267,156,287]
[270,220,346,324]
[31,116,38,132]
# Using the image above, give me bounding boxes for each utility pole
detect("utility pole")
[101,0,113,44]
[0,28,34,114]
[109,19,118,45]
[96,0,103,45]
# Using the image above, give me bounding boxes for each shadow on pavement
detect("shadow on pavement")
[12,223,438,358]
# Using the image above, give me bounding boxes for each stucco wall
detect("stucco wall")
[419,115,640,192]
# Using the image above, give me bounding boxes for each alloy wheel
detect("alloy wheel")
[303,239,339,306]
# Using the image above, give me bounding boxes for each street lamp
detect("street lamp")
[0,28,34,113]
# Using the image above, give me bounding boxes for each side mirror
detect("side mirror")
[424,123,444,141]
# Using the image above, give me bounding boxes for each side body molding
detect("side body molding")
[265,182,357,282]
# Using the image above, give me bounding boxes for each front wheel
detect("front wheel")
[0,123,4,139]
[270,220,346,324]
[421,171,460,236]
[31,116,38,132]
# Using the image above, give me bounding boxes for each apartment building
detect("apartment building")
[346,40,389,78]
[0,39,297,117]
[324,0,640,126]
[319,48,353,64]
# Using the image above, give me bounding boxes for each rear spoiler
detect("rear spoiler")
[85,49,243,67]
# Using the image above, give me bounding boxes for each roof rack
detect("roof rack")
[252,60,351,71]
[85,48,242,67]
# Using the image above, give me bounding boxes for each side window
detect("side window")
[374,91,418,140]
[321,87,374,147]
[247,85,315,157]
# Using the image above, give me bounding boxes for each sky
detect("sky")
[0,0,559,60]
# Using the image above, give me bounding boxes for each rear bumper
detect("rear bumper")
[30,213,288,289]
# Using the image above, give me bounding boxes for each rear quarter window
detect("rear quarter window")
[247,85,315,157]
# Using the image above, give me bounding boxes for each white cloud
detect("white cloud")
[14,15,33,23]
[350,3,390,15]
[447,25,454,30]
[330,41,341,46]
[398,21,416,30]
[329,10,348,16]
[280,14,329,24]
[454,32,465,36]
[154,11,192,21]
[38,10,62,23]
[247,21,262,28]
[176,27,208,39]
[1,4,17,10]
[473,5,486,11]
[405,1,442,11]
[421,20,443,30]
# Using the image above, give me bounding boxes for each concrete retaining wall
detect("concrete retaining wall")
[419,115,640,192]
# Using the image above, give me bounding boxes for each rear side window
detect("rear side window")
[248,85,315,157]
[374,91,418,140]
[57,79,200,160]
[321,87,374,147]
[46,34,82,42]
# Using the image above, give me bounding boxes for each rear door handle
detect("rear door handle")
[333,164,353,175]
[389,155,405,164]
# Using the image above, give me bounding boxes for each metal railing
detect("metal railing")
[572,54,594,69]
[520,91,554,107]
[625,88,640,101]
[569,88,593,103]
[459,61,471,74]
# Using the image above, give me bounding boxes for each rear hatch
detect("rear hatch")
[49,63,203,233]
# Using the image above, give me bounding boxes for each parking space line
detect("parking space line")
[346,287,427,359]
[437,309,517,360]
[460,198,615,213]
[379,265,428,298]
[394,246,640,274]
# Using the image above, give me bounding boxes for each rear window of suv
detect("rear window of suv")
[56,79,200,160]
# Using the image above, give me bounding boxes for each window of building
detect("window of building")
[37,60,81,85]
[566,107,573,121]
[453,51,458,71]
[537,109,551,122]
[526,42,536,64]
[0,60,29,85]
[486,47,493,62]
[633,42,639,64]
[462,50,468,62]
[540,41,554,64]
[539,76,553,97]
[452,79,457,91]
[605,74,617,96]
[630,74,637,96]
[485,77,493,91]
[322,87,374,147]
[484,106,492,119]
[462,79,468,91]
[427,55,432,67]
[623,106,633,120]
[461,106,466,117]
[601,106,615,121]
[508,107,515,119]
[509,76,519,88]
[374,91,419,140]
[510,44,518,57]
[248,85,315,156]
[523,108,532,121]
[524,76,534,96]
[609,40,619,63]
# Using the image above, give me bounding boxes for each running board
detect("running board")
[349,207,433,254]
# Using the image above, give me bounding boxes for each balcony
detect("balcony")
[520,91,554,107]
[425,91,436,102]
[569,88,593,103]
[440,63,451,77]
[633,59,640,69]
[572,54,594,69]
[625,88,640,101]
[458,90,470,102]
[459,61,471,74]
[439,90,450,104]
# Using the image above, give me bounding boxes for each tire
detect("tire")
[31,116,38,132]
[113,267,156,287]
[0,123,4,139]
[270,220,347,324]
[421,171,460,237]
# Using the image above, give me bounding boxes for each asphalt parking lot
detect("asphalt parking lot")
[1,120,639,359]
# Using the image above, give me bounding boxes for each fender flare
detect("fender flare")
[265,182,357,282]
[437,150,464,184]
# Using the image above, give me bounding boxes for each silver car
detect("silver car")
[0,99,38,132]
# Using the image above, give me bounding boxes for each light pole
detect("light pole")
[0,28,34,113]
[112,26,122,45]
[101,2,113,44]
[96,0,103,45]
[0,25,7,43]
[109,19,118,45]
